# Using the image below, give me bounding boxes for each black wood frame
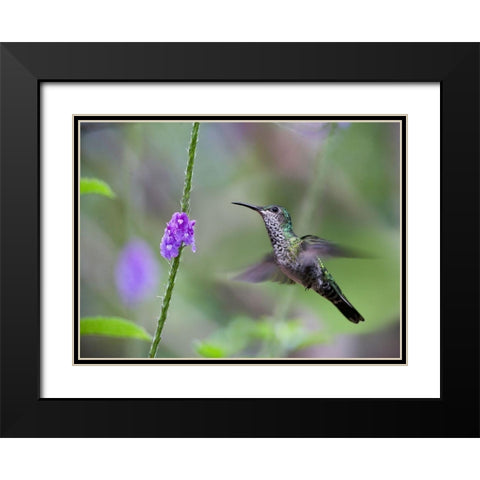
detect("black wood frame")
[1,43,478,437]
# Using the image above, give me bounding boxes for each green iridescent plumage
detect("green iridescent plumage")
[232,202,364,324]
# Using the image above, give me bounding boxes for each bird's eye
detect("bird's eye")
[271,206,279,213]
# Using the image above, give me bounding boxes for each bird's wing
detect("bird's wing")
[233,253,295,284]
[299,235,360,262]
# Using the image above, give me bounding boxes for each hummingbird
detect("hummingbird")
[232,202,364,324]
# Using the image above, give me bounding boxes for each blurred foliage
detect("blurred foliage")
[80,316,151,341]
[80,177,116,198]
[195,316,330,358]
[80,121,401,359]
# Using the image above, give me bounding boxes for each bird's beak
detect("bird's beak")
[232,202,262,213]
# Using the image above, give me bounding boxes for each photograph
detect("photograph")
[77,117,404,362]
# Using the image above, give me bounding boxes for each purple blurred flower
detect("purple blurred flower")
[337,122,351,129]
[115,240,159,306]
[160,212,196,260]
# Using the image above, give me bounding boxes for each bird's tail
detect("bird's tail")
[332,294,364,324]
[315,281,364,324]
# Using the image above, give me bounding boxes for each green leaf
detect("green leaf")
[80,177,115,198]
[80,317,151,341]
[251,321,275,341]
[194,316,257,358]
[195,342,226,358]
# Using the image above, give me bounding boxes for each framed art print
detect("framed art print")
[1,43,478,437]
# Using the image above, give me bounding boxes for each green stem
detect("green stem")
[181,122,200,214]
[148,122,200,358]
[263,125,336,357]
[148,248,183,357]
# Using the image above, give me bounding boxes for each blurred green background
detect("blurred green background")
[80,121,401,359]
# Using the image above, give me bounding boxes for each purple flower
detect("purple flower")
[115,240,159,306]
[160,212,196,260]
[337,122,351,129]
